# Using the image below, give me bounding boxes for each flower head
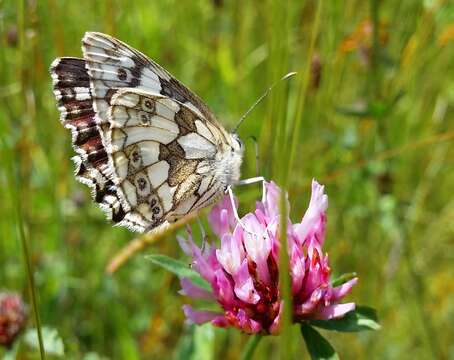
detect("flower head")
[179,180,357,334]
[0,291,28,347]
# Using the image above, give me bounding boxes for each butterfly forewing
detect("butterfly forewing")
[50,32,243,233]
[82,32,219,125]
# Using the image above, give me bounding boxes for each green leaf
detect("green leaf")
[309,306,381,332]
[145,253,211,290]
[330,272,357,287]
[301,324,339,360]
[24,326,65,357]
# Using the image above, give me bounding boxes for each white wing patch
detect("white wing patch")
[155,98,181,119]
[178,133,217,159]
[111,92,140,108]
[172,195,198,218]
[132,141,160,166]
[110,107,180,133]
[195,120,215,143]
[198,176,213,194]
[140,67,163,90]
[157,183,176,212]
[111,126,177,150]
[146,161,169,188]
[196,161,211,175]
[121,180,138,207]
[112,152,129,180]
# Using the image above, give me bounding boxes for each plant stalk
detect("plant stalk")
[240,334,263,360]
[15,1,45,357]
[17,210,46,360]
[278,191,292,360]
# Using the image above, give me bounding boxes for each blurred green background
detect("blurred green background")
[1,0,453,359]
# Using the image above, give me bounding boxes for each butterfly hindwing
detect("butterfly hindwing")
[107,89,225,230]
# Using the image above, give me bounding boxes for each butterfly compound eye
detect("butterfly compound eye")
[231,134,243,150]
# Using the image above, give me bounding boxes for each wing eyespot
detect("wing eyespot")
[139,111,151,125]
[117,68,127,81]
[137,177,147,190]
[143,98,155,111]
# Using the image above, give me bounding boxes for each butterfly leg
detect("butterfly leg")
[197,217,206,240]
[234,176,267,203]
[226,185,264,238]
[226,185,245,227]
[235,176,265,186]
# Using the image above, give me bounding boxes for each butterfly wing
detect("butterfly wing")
[81,32,220,126]
[51,32,235,232]
[50,57,130,226]
[107,89,227,231]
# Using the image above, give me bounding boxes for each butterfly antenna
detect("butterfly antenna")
[233,71,297,132]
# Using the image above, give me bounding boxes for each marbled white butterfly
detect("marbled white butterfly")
[50,32,244,233]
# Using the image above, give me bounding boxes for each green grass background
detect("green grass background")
[1,0,453,359]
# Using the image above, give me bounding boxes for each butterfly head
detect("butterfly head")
[231,133,244,153]
[228,133,244,183]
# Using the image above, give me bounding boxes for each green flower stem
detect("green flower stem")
[17,212,46,360]
[240,335,263,360]
[8,126,46,360]
[15,2,45,358]
[279,191,292,360]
